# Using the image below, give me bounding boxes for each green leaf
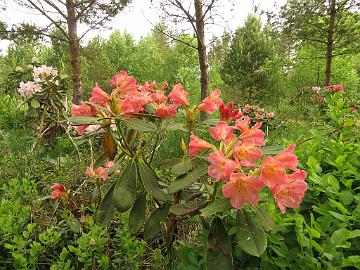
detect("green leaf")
[96,182,116,226]
[129,193,146,234]
[201,197,232,218]
[65,215,81,234]
[143,204,170,240]
[68,116,101,125]
[253,206,276,232]
[112,161,137,212]
[261,145,285,155]
[30,99,40,109]
[166,122,188,132]
[202,118,219,126]
[168,166,208,194]
[236,210,267,257]
[206,217,233,270]
[343,256,360,267]
[85,101,111,113]
[331,228,348,245]
[170,200,205,216]
[170,157,192,176]
[124,118,156,132]
[137,161,167,201]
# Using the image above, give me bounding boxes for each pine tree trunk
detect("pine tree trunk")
[194,0,209,120]
[325,0,336,86]
[66,0,83,104]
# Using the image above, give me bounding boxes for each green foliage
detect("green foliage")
[221,16,277,102]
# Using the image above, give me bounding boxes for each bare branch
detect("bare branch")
[75,0,96,20]
[202,0,216,20]
[26,0,69,39]
[42,0,67,18]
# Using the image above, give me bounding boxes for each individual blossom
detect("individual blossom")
[51,183,66,200]
[312,86,321,92]
[259,157,288,188]
[119,91,150,114]
[110,70,138,93]
[271,170,307,213]
[189,134,213,156]
[33,65,58,82]
[85,165,110,181]
[155,103,178,119]
[219,102,243,123]
[210,121,234,142]
[233,143,263,167]
[198,89,222,114]
[18,81,41,97]
[273,144,298,171]
[265,112,274,118]
[89,83,111,108]
[237,121,265,147]
[168,83,189,106]
[208,151,239,181]
[162,82,169,90]
[151,91,167,104]
[223,173,264,208]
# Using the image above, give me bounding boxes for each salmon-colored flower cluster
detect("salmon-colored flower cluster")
[51,183,67,200]
[189,114,307,213]
[71,71,192,135]
[242,104,274,121]
[85,161,120,181]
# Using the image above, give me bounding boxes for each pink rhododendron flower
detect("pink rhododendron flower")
[239,122,265,146]
[208,151,239,181]
[119,91,150,114]
[151,91,167,104]
[265,112,274,118]
[198,89,222,114]
[89,83,111,107]
[33,65,58,82]
[219,102,243,123]
[210,121,234,141]
[233,143,263,167]
[223,173,264,208]
[325,84,344,92]
[255,113,264,120]
[189,134,213,156]
[312,86,321,92]
[18,81,41,97]
[110,70,137,93]
[85,165,109,181]
[243,104,252,113]
[162,82,169,90]
[273,144,298,171]
[51,183,66,199]
[155,103,178,119]
[168,83,189,106]
[72,103,98,135]
[259,157,288,188]
[271,170,307,213]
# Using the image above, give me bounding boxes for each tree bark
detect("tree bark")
[325,0,336,85]
[194,0,209,120]
[66,0,83,104]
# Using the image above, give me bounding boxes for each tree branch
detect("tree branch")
[42,0,67,19]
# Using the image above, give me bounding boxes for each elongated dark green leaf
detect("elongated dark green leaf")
[108,153,125,176]
[206,217,233,270]
[168,166,208,194]
[170,200,205,216]
[170,157,192,176]
[201,197,232,217]
[124,118,156,132]
[261,145,285,155]
[254,206,276,232]
[236,210,267,257]
[96,182,116,226]
[159,158,183,170]
[68,116,101,125]
[129,193,146,234]
[112,161,137,212]
[143,204,170,240]
[137,162,167,201]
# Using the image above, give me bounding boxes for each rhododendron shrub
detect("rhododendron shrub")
[16,64,68,149]
[68,70,307,264]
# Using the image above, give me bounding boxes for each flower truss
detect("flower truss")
[190,117,307,213]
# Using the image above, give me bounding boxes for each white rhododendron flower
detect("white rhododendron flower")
[18,81,41,97]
